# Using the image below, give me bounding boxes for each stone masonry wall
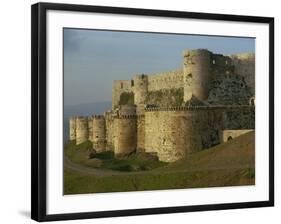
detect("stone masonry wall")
[229,53,255,94]
[104,112,114,151]
[75,117,89,145]
[113,115,137,156]
[222,106,255,130]
[144,107,223,162]
[112,80,133,109]
[183,49,212,101]
[207,74,252,105]
[91,116,106,152]
[220,129,254,142]
[145,88,184,107]
[88,118,93,142]
[69,117,76,141]
[146,69,184,91]
[137,115,145,152]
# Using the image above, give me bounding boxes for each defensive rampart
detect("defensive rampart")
[144,106,223,162]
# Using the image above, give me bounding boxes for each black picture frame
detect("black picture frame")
[31,2,274,222]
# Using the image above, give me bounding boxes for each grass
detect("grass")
[64,131,255,195]
[145,88,184,107]
[64,167,254,194]
[161,130,255,172]
[64,141,167,172]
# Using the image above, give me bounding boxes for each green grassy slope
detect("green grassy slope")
[64,131,255,194]
[161,130,255,172]
[64,141,167,171]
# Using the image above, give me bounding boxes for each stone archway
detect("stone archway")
[249,97,255,106]
[227,136,233,141]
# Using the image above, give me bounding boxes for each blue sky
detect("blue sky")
[64,28,255,106]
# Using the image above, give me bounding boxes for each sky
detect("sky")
[64,28,255,106]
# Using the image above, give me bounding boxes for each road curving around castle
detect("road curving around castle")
[64,156,121,176]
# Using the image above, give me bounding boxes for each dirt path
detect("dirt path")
[64,157,123,176]
[64,156,167,176]
[64,156,252,177]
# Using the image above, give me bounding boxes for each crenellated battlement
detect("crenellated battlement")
[144,105,254,112]
[90,115,105,119]
[115,115,137,119]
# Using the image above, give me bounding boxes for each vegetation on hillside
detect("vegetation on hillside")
[145,88,184,107]
[64,131,255,194]
[64,141,167,172]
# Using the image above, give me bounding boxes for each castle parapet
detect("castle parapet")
[115,115,137,119]
[144,105,254,112]
[91,115,104,119]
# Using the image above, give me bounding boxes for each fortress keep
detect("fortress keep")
[69,49,255,162]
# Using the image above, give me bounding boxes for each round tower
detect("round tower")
[183,49,211,102]
[88,117,93,142]
[69,117,76,141]
[113,115,137,156]
[75,117,89,145]
[133,74,148,105]
[91,115,106,152]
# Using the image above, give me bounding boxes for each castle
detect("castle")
[69,49,255,162]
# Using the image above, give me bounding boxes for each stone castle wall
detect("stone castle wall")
[137,115,145,152]
[229,53,255,94]
[146,69,184,91]
[88,118,93,142]
[69,105,253,162]
[183,49,212,101]
[144,107,223,162]
[113,115,137,156]
[112,80,134,109]
[145,88,184,107]
[69,117,76,141]
[134,75,148,105]
[104,112,114,151]
[207,73,252,105]
[75,117,89,145]
[222,106,255,130]
[220,129,253,142]
[118,105,136,116]
[91,116,106,152]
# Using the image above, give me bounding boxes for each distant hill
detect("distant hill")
[63,101,111,142]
